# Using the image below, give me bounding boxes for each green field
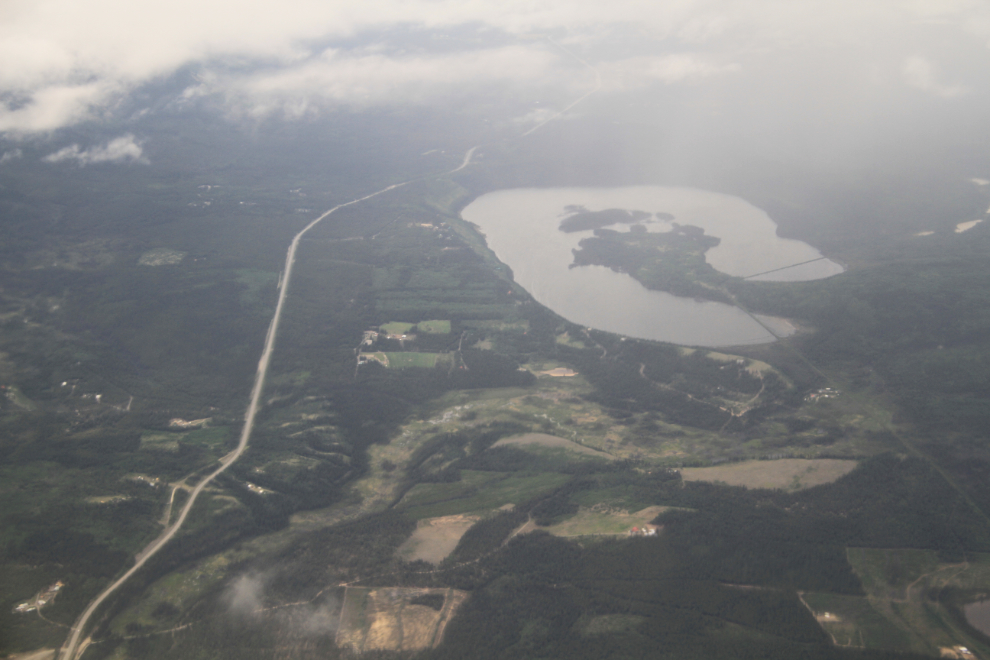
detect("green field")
[398,470,570,519]
[830,548,990,656]
[383,352,448,368]
[416,319,451,334]
[380,322,415,335]
[801,592,912,650]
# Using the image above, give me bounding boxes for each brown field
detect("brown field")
[396,515,479,564]
[680,459,858,491]
[336,587,468,653]
[492,433,613,459]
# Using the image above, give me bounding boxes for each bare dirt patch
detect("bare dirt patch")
[397,515,479,564]
[492,433,613,459]
[336,587,467,652]
[680,459,858,491]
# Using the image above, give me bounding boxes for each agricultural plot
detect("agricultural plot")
[416,320,451,334]
[396,515,478,564]
[336,587,467,652]
[539,505,669,538]
[799,592,912,651]
[380,322,415,335]
[799,548,990,657]
[139,432,182,453]
[680,459,859,491]
[383,352,449,369]
[462,319,529,333]
[492,433,614,460]
[397,470,570,520]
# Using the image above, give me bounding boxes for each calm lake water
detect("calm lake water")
[461,186,843,347]
[965,600,990,636]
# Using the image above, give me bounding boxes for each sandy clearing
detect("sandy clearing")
[397,515,479,564]
[492,433,612,459]
[681,459,858,490]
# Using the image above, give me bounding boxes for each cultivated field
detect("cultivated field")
[336,587,468,652]
[799,549,990,657]
[380,322,415,335]
[396,515,479,564]
[384,352,448,369]
[416,320,451,334]
[680,459,858,491]
[540,505,669,538]
[398,470,570,520]
[492,433,613,460]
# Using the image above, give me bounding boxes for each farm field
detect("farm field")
[539,505,669,538]
[380,322,415,335]
[396,515,479,564]
[416,320,451,334]
[397,470,570,520]
[492,433,614,460]
[800,548,990,657]
[680,459,859,491]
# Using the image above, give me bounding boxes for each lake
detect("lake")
[461,186,842,346]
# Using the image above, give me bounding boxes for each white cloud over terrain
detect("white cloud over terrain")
[0,0,987,135]
[42,134,146,165]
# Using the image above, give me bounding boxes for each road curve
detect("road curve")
[56,178,423,660]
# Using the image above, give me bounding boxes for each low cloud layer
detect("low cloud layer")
[42,134,146,165]
[0,0,987,135]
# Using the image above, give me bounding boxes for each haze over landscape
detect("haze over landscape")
[3,2,990,660]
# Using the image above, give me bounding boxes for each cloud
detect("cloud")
[223,573,267,617]
[598,54,740,92]
[204,44,566,119]
[0,0,987,133]
[0,148,23,164]
[902,55,967,97]
[42,134,146,165]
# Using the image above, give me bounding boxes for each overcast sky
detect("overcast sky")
[1,0,988,174]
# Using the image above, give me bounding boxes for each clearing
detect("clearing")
[380,322,415,335]
[396,515,479,564]
[336,587,468,652]
[533,505,668,538]
[680,458,858,491]
[416,319,451,334]
[383,352,449,369]
[492,433,613,460]
[800,548,990,657]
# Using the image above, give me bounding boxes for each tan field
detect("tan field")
[396,515,479,564]
[336,587,468,652]
[492,433,613,459]
[680,459,858,491]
